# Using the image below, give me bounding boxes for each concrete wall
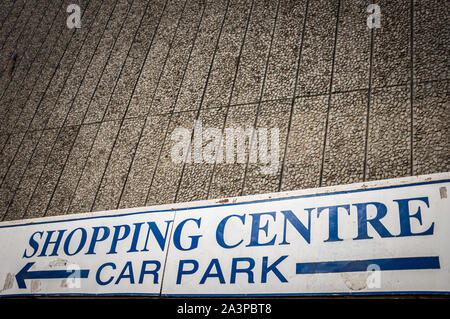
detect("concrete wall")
[0,0,448,222]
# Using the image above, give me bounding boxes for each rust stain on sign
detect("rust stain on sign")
[341,272,370,291]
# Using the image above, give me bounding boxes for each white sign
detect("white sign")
[0,173,449,296]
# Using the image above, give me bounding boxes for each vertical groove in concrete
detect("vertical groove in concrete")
[176,0,254,202]
[121,0,210,206]
[43,0,124,217]
[0,2,74,189]
[173,0,231,203]
[204,0,255,200]
[141,0,230,206]
[65,0,138,215]
[278,0,309,192]
[120,1,205,209]
[319,0,341,187]
[363,29,374,181]
[92,0,186,212]
[23,0,106,219]
[239,0,281,196]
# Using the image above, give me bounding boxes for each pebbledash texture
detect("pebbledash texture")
[0,0,448,221]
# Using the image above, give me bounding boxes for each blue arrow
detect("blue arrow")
[16,262,90,289]
[296,256,440,274]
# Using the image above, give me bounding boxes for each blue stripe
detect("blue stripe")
[24,269,90,280]
[296,256,440,274]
